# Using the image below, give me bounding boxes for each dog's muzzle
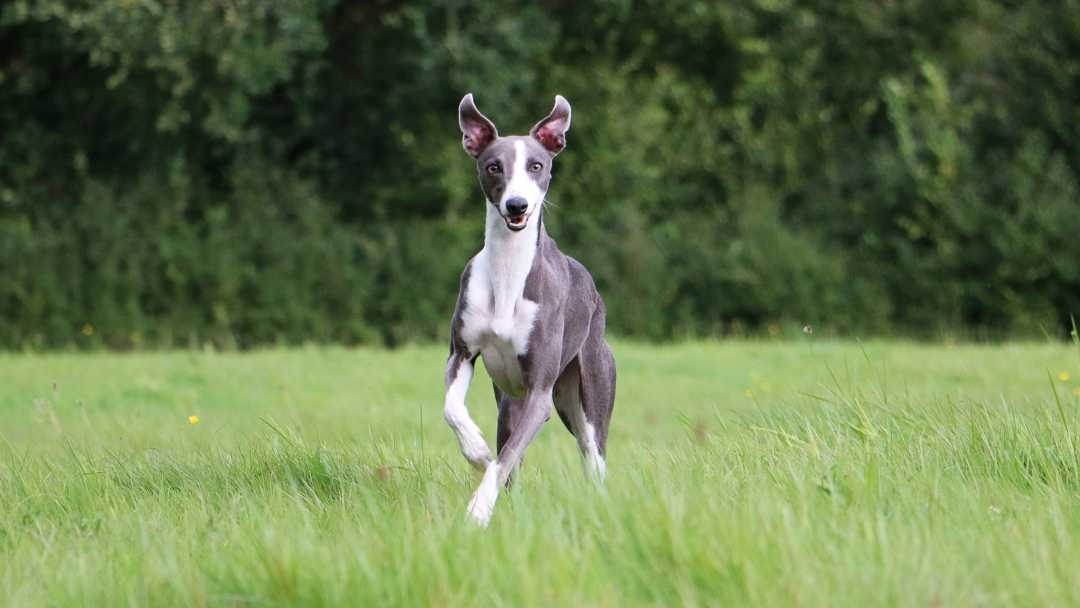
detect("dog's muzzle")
[503,197,530,231]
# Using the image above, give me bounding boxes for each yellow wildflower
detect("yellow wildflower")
[1059,371,1071,382]
[188,415,200,425]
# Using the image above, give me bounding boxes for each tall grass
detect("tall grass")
[2,341,1079,606]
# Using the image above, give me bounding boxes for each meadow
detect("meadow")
[2,339,1080,606]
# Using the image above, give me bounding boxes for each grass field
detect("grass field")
[3,340,1080,606]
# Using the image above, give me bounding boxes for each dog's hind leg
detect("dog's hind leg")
[551,370,577,436]
[444,351,493,471]
[554,358,596,478]
[554,356,610,482]
[574,308,616,481]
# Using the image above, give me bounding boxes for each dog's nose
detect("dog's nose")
[505,197,528,216]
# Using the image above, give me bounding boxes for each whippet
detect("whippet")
[443,93,616,526]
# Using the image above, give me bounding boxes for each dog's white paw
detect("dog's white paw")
[466,493,495,527]
[585,455,606,484]
[466,462,500,527]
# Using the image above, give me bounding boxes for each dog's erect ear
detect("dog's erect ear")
[530,95,572,155]
[458,93,498,158]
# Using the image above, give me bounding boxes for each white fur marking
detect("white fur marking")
[583,422,606,482]
[456,175,541,397]
[483,206,538,333]
[564,386,606,482]
[443,360,492,470]
[500,140,545,216]
[467,461,501,526]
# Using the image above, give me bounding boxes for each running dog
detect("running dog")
[443,93,616,526]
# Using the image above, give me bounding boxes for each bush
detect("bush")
[0,0,1076,348]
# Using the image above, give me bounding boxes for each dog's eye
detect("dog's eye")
[486,163,501,175]
[528,161,543,172]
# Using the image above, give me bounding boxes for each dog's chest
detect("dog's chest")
[459,250,539,398]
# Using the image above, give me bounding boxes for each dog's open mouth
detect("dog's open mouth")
[503,213,529,231]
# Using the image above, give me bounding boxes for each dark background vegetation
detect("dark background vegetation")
[1,1,1077,349]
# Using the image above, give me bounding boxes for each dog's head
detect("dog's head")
[458,94,571,232]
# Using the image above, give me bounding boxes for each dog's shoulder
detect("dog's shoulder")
[526,238,602,313]
[563,255,600,294]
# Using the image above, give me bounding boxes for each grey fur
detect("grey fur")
[445,94,615,523]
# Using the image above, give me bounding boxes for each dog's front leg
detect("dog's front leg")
[467,387,553,526]
[444,352,493,471]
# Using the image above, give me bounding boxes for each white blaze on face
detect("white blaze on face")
[499,140,545,217]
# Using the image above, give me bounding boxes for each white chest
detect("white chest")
[460,298,537,398]
[458,215,541,397]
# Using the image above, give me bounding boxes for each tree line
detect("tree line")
[1,1,1077,348]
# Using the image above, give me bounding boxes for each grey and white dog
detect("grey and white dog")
[444,93,616,526]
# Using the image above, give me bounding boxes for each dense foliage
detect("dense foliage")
[2,0,1077,348]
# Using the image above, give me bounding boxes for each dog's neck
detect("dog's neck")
[483,203,542,321]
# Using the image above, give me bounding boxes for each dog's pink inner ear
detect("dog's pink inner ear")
[462,121,496,157]
[533,119,568,154]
